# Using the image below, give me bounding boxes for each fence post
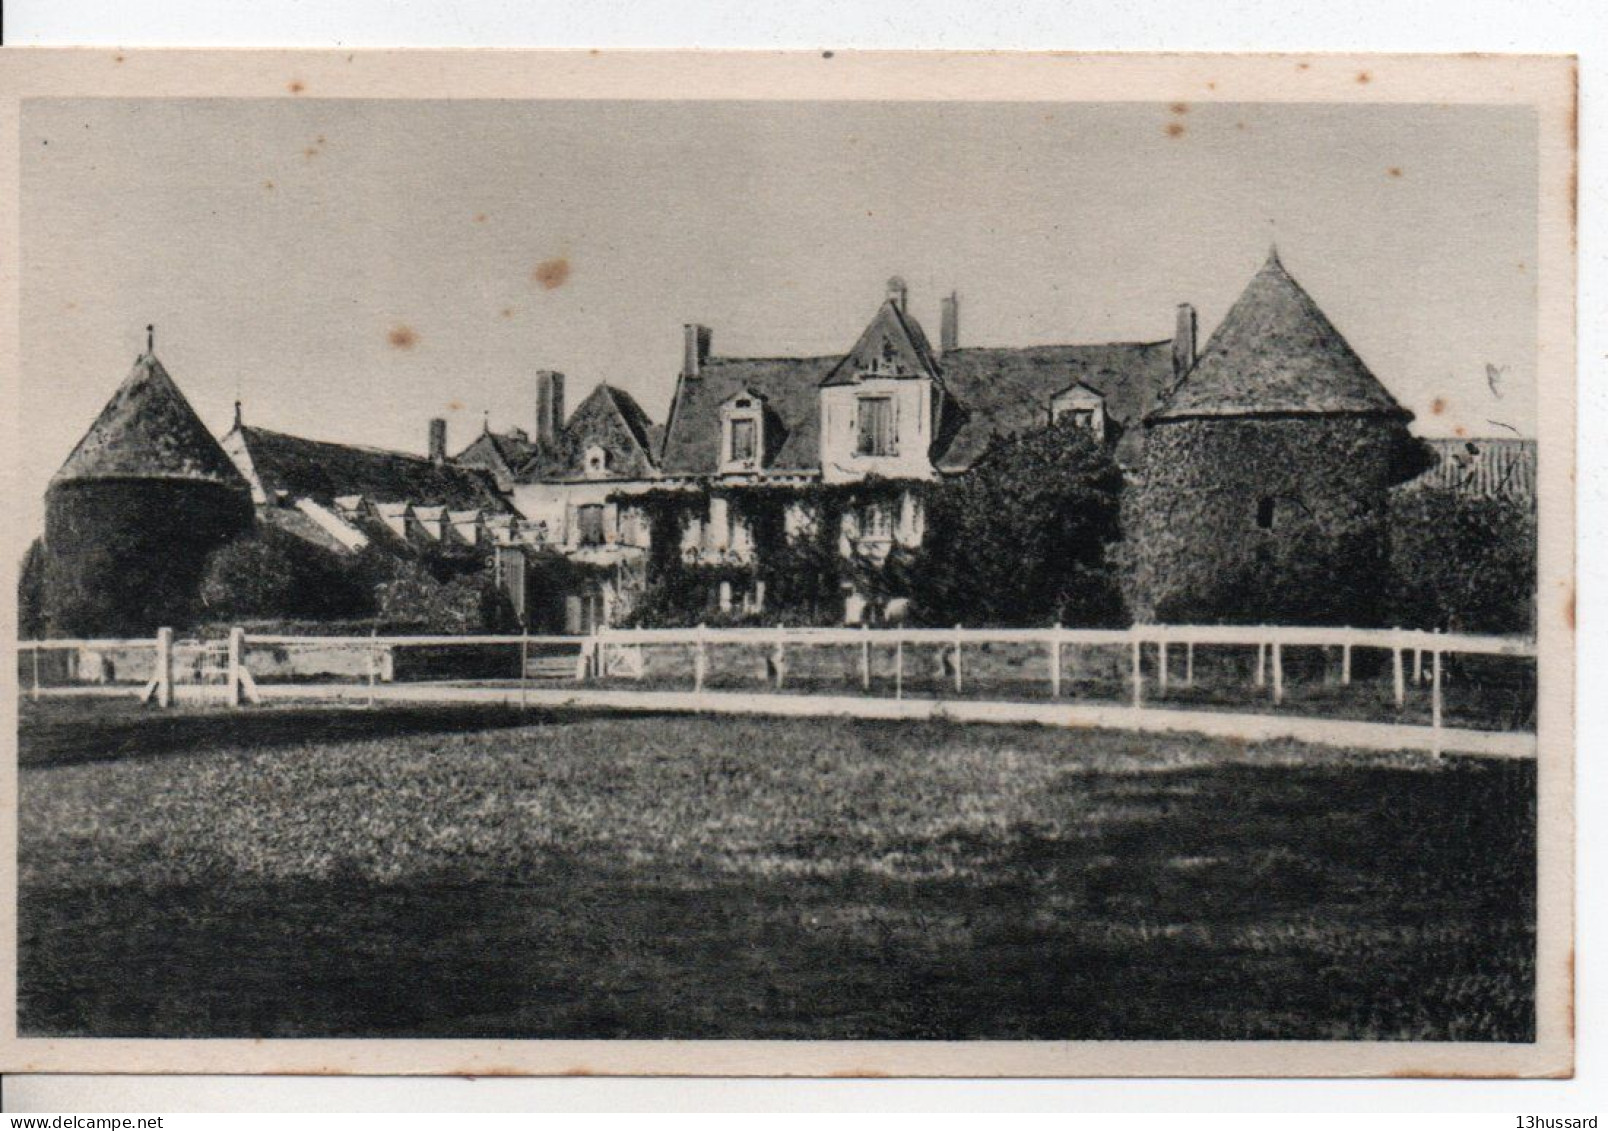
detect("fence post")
[1158,637,1169,694]
[1392,629,1406,708]
[1431,646,1444,757]
[953,624,963,694]
[367,627,377,709]
[1272,640,1284,706]
[1413,645,1424,685]
[30,645,40,702]
[895,637,904,700]
[1254,639,1266,687]
[1049,623,1062,698]
[773,630,786,690]
[1185,642,1195,688]
[694,623,707,693]
[860,623,871,691]
[227,626,244,708]
[1341,642,1352,687]
[155,627,173,708]
[520,625,529,711]
[1131,633,1143,709]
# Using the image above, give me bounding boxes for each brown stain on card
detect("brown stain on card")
[1356,71,1372,84]
[288,80,306,94]
[1564,589,1575,630]
[388,325,419,350]
[1169,102,1189,115]
[1165,123,1186,138]
[1388,167,1403,178]
[533,258,571,290]
[1431,397,1447,415]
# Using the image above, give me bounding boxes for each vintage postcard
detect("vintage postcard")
[0,50,1576,1077]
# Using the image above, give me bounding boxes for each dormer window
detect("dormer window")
[1049,383,1107,442]
[730,417,757,463]
[856,395,897,456]
[584,444,609,478]
[720,391,765,473]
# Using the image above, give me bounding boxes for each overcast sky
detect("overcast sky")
[19,98,1537,536]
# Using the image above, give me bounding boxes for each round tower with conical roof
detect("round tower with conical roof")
[1125,251,1426,625]
[42,330,253,636]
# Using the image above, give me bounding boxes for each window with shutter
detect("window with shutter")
[856,396,896,456]
[578,504,606,546]
[730,417,756,462]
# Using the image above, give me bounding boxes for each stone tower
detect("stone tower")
[43,331,253,636]
[1125,250,1425,625]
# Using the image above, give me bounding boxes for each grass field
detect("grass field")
[17,698,1535,1041]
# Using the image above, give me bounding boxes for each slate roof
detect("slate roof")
[455,428,539,476]
[935,342,1174,470]
[516,383,660,482]
[1149,249,1410,422]
[52,351,249,491]
[230,424,514,512]
[658,355,840,477]
[1404,437,1536,503]
[822,299,943,387]
[656,341,1173,478]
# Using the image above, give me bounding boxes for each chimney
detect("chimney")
[682,324,711,379]
[1172,303,1197,380]
[535,370,566,447]
[940,292,959,354]
[429,417,447,464]
[885,276,908,313]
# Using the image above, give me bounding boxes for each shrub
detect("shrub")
[197,525,371,623]
[1388,487,1536,634]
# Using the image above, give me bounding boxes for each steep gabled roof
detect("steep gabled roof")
[658,355,839,477]
[516,382,659,482]
[822,300,943,388]
[52,351,249,491]
[455,428,538,477]
[229,424,514,512]
[1150,250,1410,422]
[935,341,1175,470]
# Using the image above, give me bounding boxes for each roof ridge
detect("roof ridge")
[243,423,442,464]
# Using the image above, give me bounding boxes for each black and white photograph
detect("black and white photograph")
[0,49,1576,1079]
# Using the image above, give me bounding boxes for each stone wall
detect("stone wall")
[1124,414,1417,626]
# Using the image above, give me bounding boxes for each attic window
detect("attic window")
[1256,496,1276,530]
[730,417,757,463]
[720,395,764,471]
[856,396,897,457]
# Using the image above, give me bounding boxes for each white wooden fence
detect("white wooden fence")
[19,622,1535,756]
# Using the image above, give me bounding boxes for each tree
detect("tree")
[1388,486,1536,633]
[17,539,48,638]
[911,417,1126,626]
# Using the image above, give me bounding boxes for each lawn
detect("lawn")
[17,698,1535,1041]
